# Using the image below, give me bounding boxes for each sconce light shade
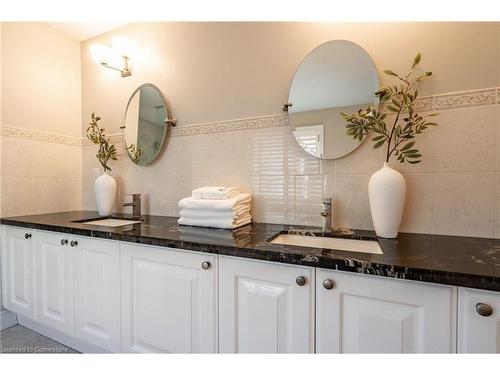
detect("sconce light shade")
[111,37,139,59]
[90,44,112,64]
[90,37,137,78]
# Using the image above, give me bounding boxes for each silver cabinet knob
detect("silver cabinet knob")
[70,240,78,247]
[25,233,32,239]
[60,239,68,245]
[476,303,493,317]
[296,276,306,286]
[201,261,211,270]
[323,279,335,290]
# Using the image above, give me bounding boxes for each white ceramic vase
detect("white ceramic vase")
[368,162,406,238]
[94,172,117,216]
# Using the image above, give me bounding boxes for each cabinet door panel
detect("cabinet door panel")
[120,243,217,353]
[316,269,457,353]
[219,256,314,353]
[74,236,120,352]
[35,231,74,334]
[1,226,35,318]
[458,287,500,353]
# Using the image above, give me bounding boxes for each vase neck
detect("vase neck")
[383,162,389,168]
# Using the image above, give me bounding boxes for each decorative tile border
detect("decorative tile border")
[430,88,497,111]
[171,114,288,137]
[0,125,83,146]
[1,87,498,145]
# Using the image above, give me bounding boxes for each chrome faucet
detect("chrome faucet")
[321,197,332,232]
[122,194,142,218]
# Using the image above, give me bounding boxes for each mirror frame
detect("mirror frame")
[122,83,169,166]
[286,39,380,160]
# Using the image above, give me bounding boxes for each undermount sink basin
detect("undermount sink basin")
[77,218,142,227]
[270,234,383,254]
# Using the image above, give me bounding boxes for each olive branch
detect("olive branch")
[342,53,438,164]
[86,113,118,172]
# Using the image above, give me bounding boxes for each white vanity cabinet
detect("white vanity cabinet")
[1,226,36,319]
[34,230,75,335]
[120,243,217,353]
[458,287,500,353]
[5,223,500,354]
[218,256,315,353]
[74,235,120,352]
[316,268,457,353]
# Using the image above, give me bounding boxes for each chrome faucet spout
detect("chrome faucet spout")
[122,194,142,217]
[321,197,332,232]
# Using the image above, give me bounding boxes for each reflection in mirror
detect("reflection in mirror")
[123,83,168,165]
[288,40,379,159]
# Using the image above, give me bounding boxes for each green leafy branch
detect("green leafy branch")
[342,53,438,164]
[127,143,143,163]
[86,112,117,172]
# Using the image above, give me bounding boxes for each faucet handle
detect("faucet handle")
[125,193,141,199]
[321,197,332,205]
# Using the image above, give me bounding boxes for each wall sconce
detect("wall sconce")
[90,37,138,77]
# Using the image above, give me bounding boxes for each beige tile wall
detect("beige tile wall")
[81,101,500,238]
[77,22,500,239]
[0,136,81,217]
[0,23,82,218]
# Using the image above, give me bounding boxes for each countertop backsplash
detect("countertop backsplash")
[78,88,500,239]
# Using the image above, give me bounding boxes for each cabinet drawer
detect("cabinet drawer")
[219,256,315,353]
[458,287,500,353]
[316,269,457,353]
[74,235,120,352]
[1,226,36,318]
[35,230,75,335]
[120,243,217,353]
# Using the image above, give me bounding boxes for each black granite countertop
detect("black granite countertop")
[2,211,500,292]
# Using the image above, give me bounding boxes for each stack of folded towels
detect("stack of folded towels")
[178,187,252,229]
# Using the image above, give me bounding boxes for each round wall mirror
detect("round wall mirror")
[123,83,169,166]
[287,40,379,159]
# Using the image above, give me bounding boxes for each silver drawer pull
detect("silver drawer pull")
[201,261,211,270]
[323,279,335,290]
[476,303,493,317]
[296,276,306,286]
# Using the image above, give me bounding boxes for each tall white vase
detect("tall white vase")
[94,173,117,216]
[368,162,406,238]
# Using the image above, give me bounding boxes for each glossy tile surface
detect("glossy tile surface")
[81,103,500,239]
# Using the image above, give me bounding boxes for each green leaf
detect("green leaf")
[400,141,415,151]
[372,135,385,141]
[406,153,422,159]
[391,99,401,107]
[373,139,386,148]
[403,149,419,154]
[412,53,421,69]
[387,105,400,112]
[384,70,398,77]
[407,159,421,164]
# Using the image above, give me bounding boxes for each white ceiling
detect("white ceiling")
[48,22,129,41]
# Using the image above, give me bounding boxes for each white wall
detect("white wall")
[0,23,82,218]
[80,22,500,238]
[80,22,499,135]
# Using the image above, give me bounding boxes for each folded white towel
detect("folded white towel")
[179,193,251,212]
[192,186,240,200]
[178,212,252,229]
[180,206,250,219]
